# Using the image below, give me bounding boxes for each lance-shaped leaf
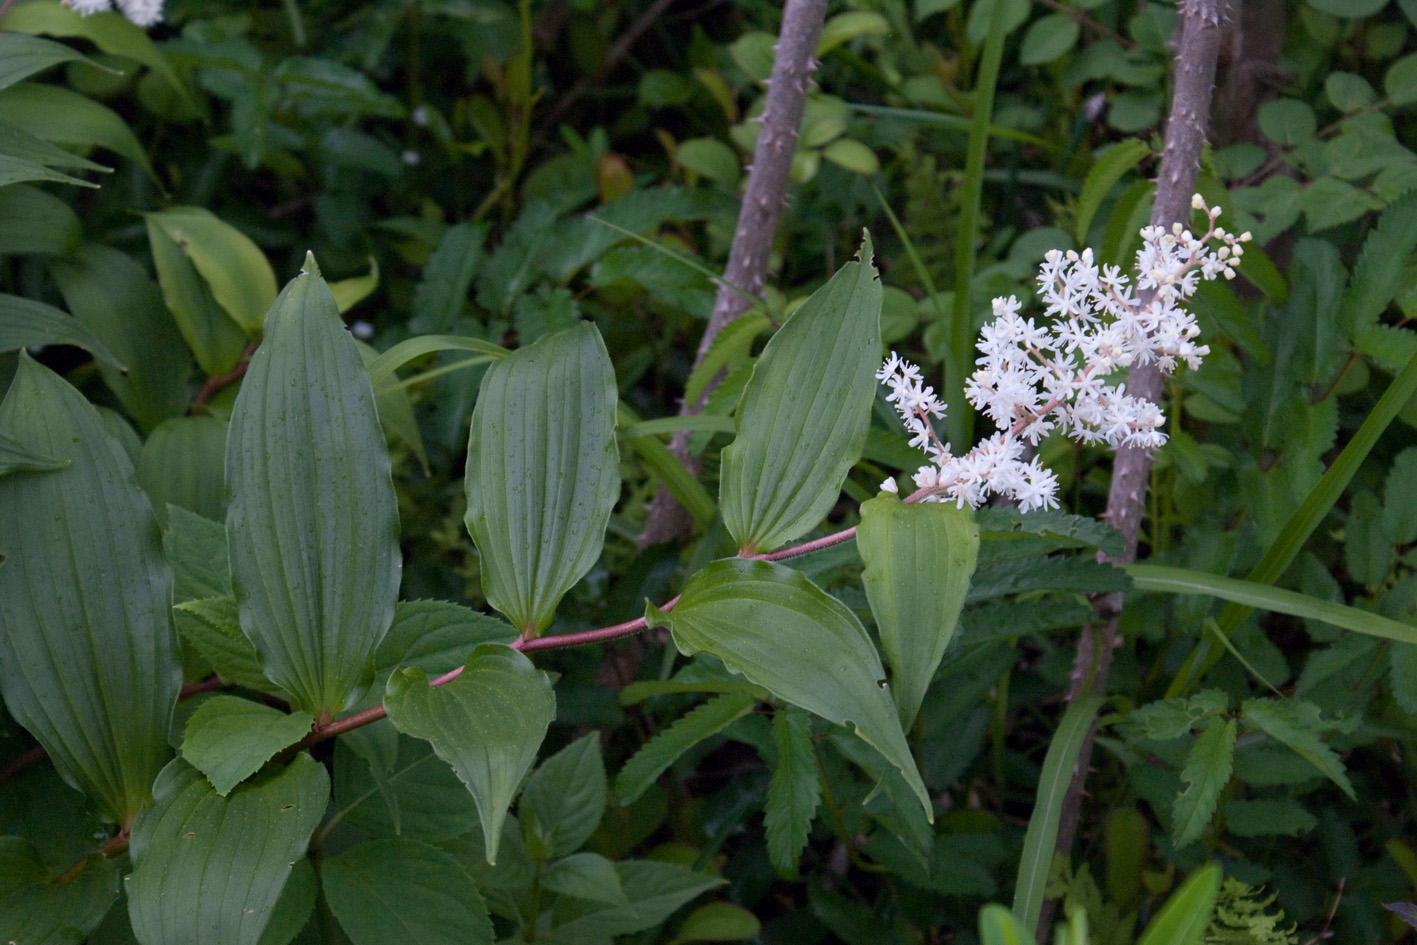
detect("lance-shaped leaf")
[0,292,123,369]
[464,322,619,636]
[1171,717,1236,849]
[180,695,315,796]
[321,839,493,945]
[719,235,882,554]
[646,558,930,819]
[859,494,979,729]
[0,354,181,824]
[126,755,328,945]
[146,218,248,376]
[226,254,401,717]
[383,644,556,864]
[145,207,278,336]
[0,429,66,475]
[766,705,821,877]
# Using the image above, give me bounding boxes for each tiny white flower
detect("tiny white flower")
[880,477,899,495]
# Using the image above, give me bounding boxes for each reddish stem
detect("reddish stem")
[192,343,258,412]
[0,744,46,784]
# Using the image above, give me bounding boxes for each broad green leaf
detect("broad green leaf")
[174,597,285,697]
[521,733,609,860]
[331,734,481,843]
[979,903,1032,945]
[645,558,930,819]
[859,495,979,728]
[0,118,109,172]
[146,208,278,336]
[181,695,315,796]
[0,32,94,89]
[1011,695,1106,935]
[257,857,315,945]
[364,334,507,394]
[0,355,180,823]
[541,852,628,906]
[126,755,328,945]
[676,137,740,185]
[372,600,518,695]
[0,152,98,188]
[410,222,487,332]
[1074,138,1150,244]
[0,853,118,945]
[0,292,123,369]
[719,235,882,554]
[464,322,619,635]
[1019,12,1080,65]
[0,429,66,475]
[543,860,725,943]
[162,506,230,603]
[1257,99,1316,148]
[1387,52,1417,106]
[136,416,227,527]
[1241,698,1355,798]
[0,183,80,255]
[765,705,821,877]
[1126,564,1417,645]
[0,83,154,179]
[146,220,247,376]
[321,839,493,945]
[614,693,757,806]
[383,645,555,864]
[670,902,761,944]
[1134,863,1221,945]
[226,254,401,717]
[1171,717,1236,848]
[50,244,191,433]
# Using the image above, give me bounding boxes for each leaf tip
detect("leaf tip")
[300,251,321,278]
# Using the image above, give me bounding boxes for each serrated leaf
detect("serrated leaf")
[859,494,979,728]
[464,322,618,636]
[320,839,493,945]
[968,554,1130,602]
[545,188,730,281]
[181,696,314,796]
[615,693,757,806]
[226,255,401,717]
[50,244,191,433]
[1241,698,1355,799]
[174,597,285,696]
[1134,863,1221,945]
[975,506,1124,557]
[162,506,230,603]
[720,234,882,554]
[146,219,248,376]
[1171,717,1236,849]
[476,201,557,315]
[0,853,118,945]
[765,705,820,877]
[126,755,328,945]
[1384,446,1417,543]
[145,208,277,336]
[522,733,609,859]
[383,645,555,864]
[543,860,725,943]
[136,416,227,527]
[645,558,930,819]
[410,222,487,332]
[1222,798,1317,837]
[0,83,155,180]
[0,355,180,823]
[542,852,628,906]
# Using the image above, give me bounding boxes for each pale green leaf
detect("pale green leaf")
[145,219,247,376]
[0,355,180,823]
[1134,863,1221,945]
[720,234,882,554]
[329,257,378,314]
[670,903,761,944]
[181,695,315,796]
[615,693,757,806]
[321,839,493,945]
[464,322,619,635]
[383,645,555,864]
[646,558,930,819]
[145,208,277,336]
[364,333,507,394]
[1074,138,1150,244]
[979,904,1032,945]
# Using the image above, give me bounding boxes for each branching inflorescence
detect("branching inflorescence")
[879,195,1248,512]
[62,0,163,27]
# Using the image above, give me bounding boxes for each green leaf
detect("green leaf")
[544,860,725,943]
[685,312,769,407]
[373,600,518,695]
[411,222,488,332]
[355,338,428,474]
[320,839,493,945]
[0,118,109,172]
[1257,99,1316,148]
[1019,12,1080,65]
[0,83,154,180]
[331,733,481,843]
[476,201,557,316]
[0,429,67,475]
[1241,698,1355,798]
[1384,447,1417,544]
[1074,139,1151,243]
[0,32,95,90]
[464,322,619,635]
[174,597,285,697]
[1387,52,1417,106]
[226,255,401,717]
[979,903,1033,945]
[859,495,979,728]
[0,355,180,823]
[817,10,890,54]
[50,244,191,433]
[1171,717,1236,849]
[383,644,555,864]
[645,558,930,819]
[1126,564,1417,645]
[719,234,882,554]
[1222,798,1317,837]
[765,705,821,877]
[329,257,379,314]
[670,902,761,944]
[180,695,315,796]
[521,733,609,859]
[619,403,716,528]
[0,152,99,188]
[0,292,123,369]
[365,333,508,394]
[0,853,118,945]
[969,555,1129,602]
[615,693,757,806]
[136,416,227,527]
[162,506,230,604]
[542,852,629,905]
[146,219,248,376]
[0,183,80,255]
[1134,863,1221,945]
[1306,0,1388,16]
[145,208,278,337]
[126,755,328,945]
[676,137,740,185]
[1011,694,1106,936]
[258,857,316,945]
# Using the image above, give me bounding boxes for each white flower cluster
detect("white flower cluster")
[64,0,163,27]
[878,195,1248,513]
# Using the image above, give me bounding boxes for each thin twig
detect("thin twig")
[1300,877,1344,945]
